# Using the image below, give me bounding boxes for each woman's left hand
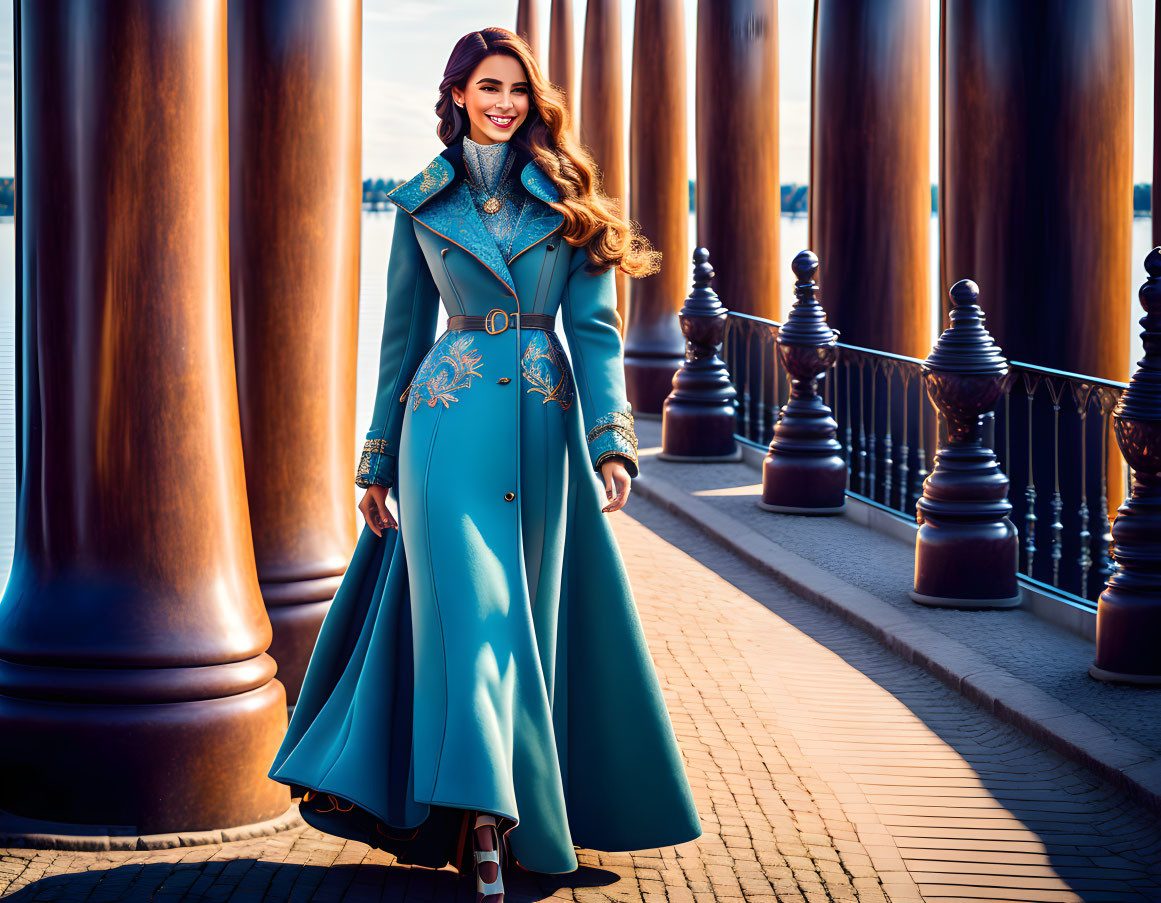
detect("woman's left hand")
[600,458,632,513]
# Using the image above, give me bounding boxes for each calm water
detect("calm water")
[0,212,1153,587]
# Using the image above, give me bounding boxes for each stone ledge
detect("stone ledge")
[0,802,304,851]
[632,465,1161,816]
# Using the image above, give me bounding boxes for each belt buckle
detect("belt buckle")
[485,309,510,334]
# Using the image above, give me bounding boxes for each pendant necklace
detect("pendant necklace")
[465,143,517,215]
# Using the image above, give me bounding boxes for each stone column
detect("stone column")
[516,0,542,64]
[1,0,289,834]
[549,0,577,127]
[228,0,362,706]
[627,0,688,414]
[941,0,1132,379]
[580,0,628,330]
[696,0,779,322]
[810,0,930,357]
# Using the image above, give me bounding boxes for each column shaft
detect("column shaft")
[581,0,628,330]
[810,0,931,357]
[228,0,362,705]
[696,0,780,322]
[627,0,688,414]
[2,0,287,834]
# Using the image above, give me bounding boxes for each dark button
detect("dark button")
[497,377,511,384]
[546,243,555,251]
[504,492,516,501]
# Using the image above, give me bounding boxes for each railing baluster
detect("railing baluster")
[1048,379,1065,587]
[844,356,853,489]
[867,360,878,501]
[883,361,894,509]
[898,366,911,513]
[1096,387,1117,583]
[756,324,767,446]
[858,358,869,495]
[1023,373,1040,577]
[1072,383,1093,600]
[915,377,929,511]
[741,321,753,441]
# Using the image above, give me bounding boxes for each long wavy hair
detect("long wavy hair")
[436,27,659,278]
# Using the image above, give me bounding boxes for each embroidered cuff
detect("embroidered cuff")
[587,410,639,479]
[356,439,396,489]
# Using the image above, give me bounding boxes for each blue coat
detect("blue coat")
[268,140,702,875]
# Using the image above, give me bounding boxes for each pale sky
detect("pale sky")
[0,1,1155,185]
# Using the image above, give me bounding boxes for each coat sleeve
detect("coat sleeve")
[561,247,640,479]
[355,210,441,490]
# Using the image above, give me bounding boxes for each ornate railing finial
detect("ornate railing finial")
[1091,247,1161,684]
[661,247,742,462]
[911,278,1020,608]
[759,249,846,514]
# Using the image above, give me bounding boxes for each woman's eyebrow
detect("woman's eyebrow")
[475,77,530,88]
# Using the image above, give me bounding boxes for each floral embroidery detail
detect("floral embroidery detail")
[521,331,575,411]
[406,334,485,411]
[356,438,393,489]
[389,158,453,212]
[587,409,639,477]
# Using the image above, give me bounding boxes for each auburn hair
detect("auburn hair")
[435,27,660,278]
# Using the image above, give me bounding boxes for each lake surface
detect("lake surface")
[0,212,1153,587]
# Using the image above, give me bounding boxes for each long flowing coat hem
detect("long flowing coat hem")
[267,140,702,875]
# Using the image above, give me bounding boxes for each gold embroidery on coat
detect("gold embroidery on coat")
[521,331,575,410]
[408,334,485,410]
[418,159,450,195]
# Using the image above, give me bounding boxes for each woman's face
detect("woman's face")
[451,54,531,145]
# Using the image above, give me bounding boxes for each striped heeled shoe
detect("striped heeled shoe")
[473,813,504,903]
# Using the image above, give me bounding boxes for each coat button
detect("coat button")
[546,243,555,251]
[504,492,515,501]
[497,377,511,384]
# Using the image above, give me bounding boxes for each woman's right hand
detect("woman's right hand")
[359,485,399,538]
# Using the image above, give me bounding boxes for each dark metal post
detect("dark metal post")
[1091,249,1161,685]
[911,280,1019,608]
[661,249,741,461]
[760,251,845,514]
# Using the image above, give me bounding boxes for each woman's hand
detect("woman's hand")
[600,458,632,514]
[359,485,399,538]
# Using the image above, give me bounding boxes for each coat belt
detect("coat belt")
[447,310,556,334]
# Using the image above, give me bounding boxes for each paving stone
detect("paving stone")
[2,489,1160,900]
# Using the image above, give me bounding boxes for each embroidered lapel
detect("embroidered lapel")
[388,141,566,298]
[510,164,565,263]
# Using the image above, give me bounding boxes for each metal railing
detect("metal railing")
[722,311,1128,610]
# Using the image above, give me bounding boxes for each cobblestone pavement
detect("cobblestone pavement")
[2,494,1160,902]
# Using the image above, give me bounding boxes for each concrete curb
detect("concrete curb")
[632,467,1161,816]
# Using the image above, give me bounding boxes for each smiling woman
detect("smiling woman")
[266,23,701,903]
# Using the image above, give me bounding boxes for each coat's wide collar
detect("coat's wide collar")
[387,140,565,298]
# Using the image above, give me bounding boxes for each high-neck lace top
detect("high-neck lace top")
[462,135,525,262]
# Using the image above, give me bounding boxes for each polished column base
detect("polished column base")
[0,680,289,837]
[910,589,1021,610]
